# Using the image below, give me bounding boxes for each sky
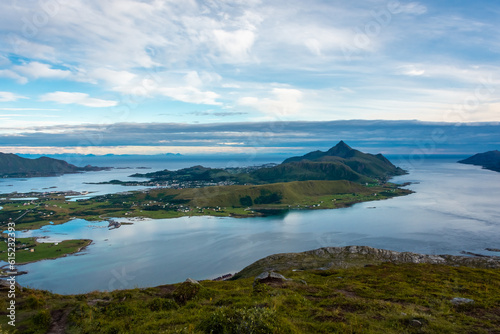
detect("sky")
[0,0,499,155]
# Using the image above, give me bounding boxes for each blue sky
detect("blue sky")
[0,0,499,154]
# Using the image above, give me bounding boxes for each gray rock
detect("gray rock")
[185,278,200,285]
[235,245,500,279]
[254,271,287,283]
[255,272,269,280]
[451,297,474,305]
[269,272,286,280]
[410,319,422,327]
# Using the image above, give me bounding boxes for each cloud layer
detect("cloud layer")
[1,120,498,155]
[0,0,499,145]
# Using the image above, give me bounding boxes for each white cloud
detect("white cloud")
[396,2,427,15]
[0,108,60,112]
[398,64,426,76]
[40,92,118,107]
[14,62,72,80]
[88,68,137,88]
[239,88,303,117]
[213,29,256,62]
[158,86,221,105]
[0,69,28,84]
[104,70,223,105]
[396,63,500,85]
[0,91,28,102]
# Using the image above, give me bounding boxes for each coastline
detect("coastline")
[0,238,93,270]
[0,180,413,231]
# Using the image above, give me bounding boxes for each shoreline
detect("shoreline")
[8,245,500,294]
[0,238,93,272]
[0,183,413,231]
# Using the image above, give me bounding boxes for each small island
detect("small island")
[458,150,500,172]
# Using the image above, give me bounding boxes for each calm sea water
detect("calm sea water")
[6,156,500,294]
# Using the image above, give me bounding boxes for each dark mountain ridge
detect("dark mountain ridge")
[458,150,500,172]
[277,140,406,182]
[0,152,110,178]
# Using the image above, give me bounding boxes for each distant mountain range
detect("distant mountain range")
[17,153,183,159]
[132,141,405,184]
[458,150,500,172]
[0,153,110,178]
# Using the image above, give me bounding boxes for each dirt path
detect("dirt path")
[47,309,69,334]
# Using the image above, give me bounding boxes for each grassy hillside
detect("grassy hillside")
[2,249,499,333]
[131,165,255,184]
[250,161,373,184]
[145,180,403,208]
[282,141,405,181]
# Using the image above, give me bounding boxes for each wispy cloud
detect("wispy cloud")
[13,61,72,80]
[0,108,61,111]
[40,91,118,107]
[239,88,303,118]
[0,91,28,102]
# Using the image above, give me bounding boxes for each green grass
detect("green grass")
[1,263,498,333]
[0,237,91,264]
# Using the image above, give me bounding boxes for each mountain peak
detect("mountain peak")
[326,141,354,157]
[333,140,352,150]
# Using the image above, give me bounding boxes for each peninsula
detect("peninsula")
[0,152,111,178]
[458,150,500,172]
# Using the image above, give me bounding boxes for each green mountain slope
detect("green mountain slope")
[162,180,376,208]
[458,150,500,172]
[281,141,405,181]
[0,152,109,178]
[250,160,373,183]
[132,141,405,185]
[131,165,254,183]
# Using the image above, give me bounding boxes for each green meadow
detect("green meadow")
[1,262,498,333]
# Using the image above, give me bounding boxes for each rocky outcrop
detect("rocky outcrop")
[185,278,200,285]
[234,246,500,279]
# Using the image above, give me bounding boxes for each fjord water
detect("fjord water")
[11,157,500,294]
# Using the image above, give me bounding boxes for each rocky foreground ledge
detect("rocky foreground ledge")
[234,245,500,279]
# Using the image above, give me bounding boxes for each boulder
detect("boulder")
[185,278,200,285]
[451,297,474,305]
[254,271,287,286]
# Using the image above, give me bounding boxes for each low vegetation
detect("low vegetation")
[1,262,498,333]
[0,237,91,264]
